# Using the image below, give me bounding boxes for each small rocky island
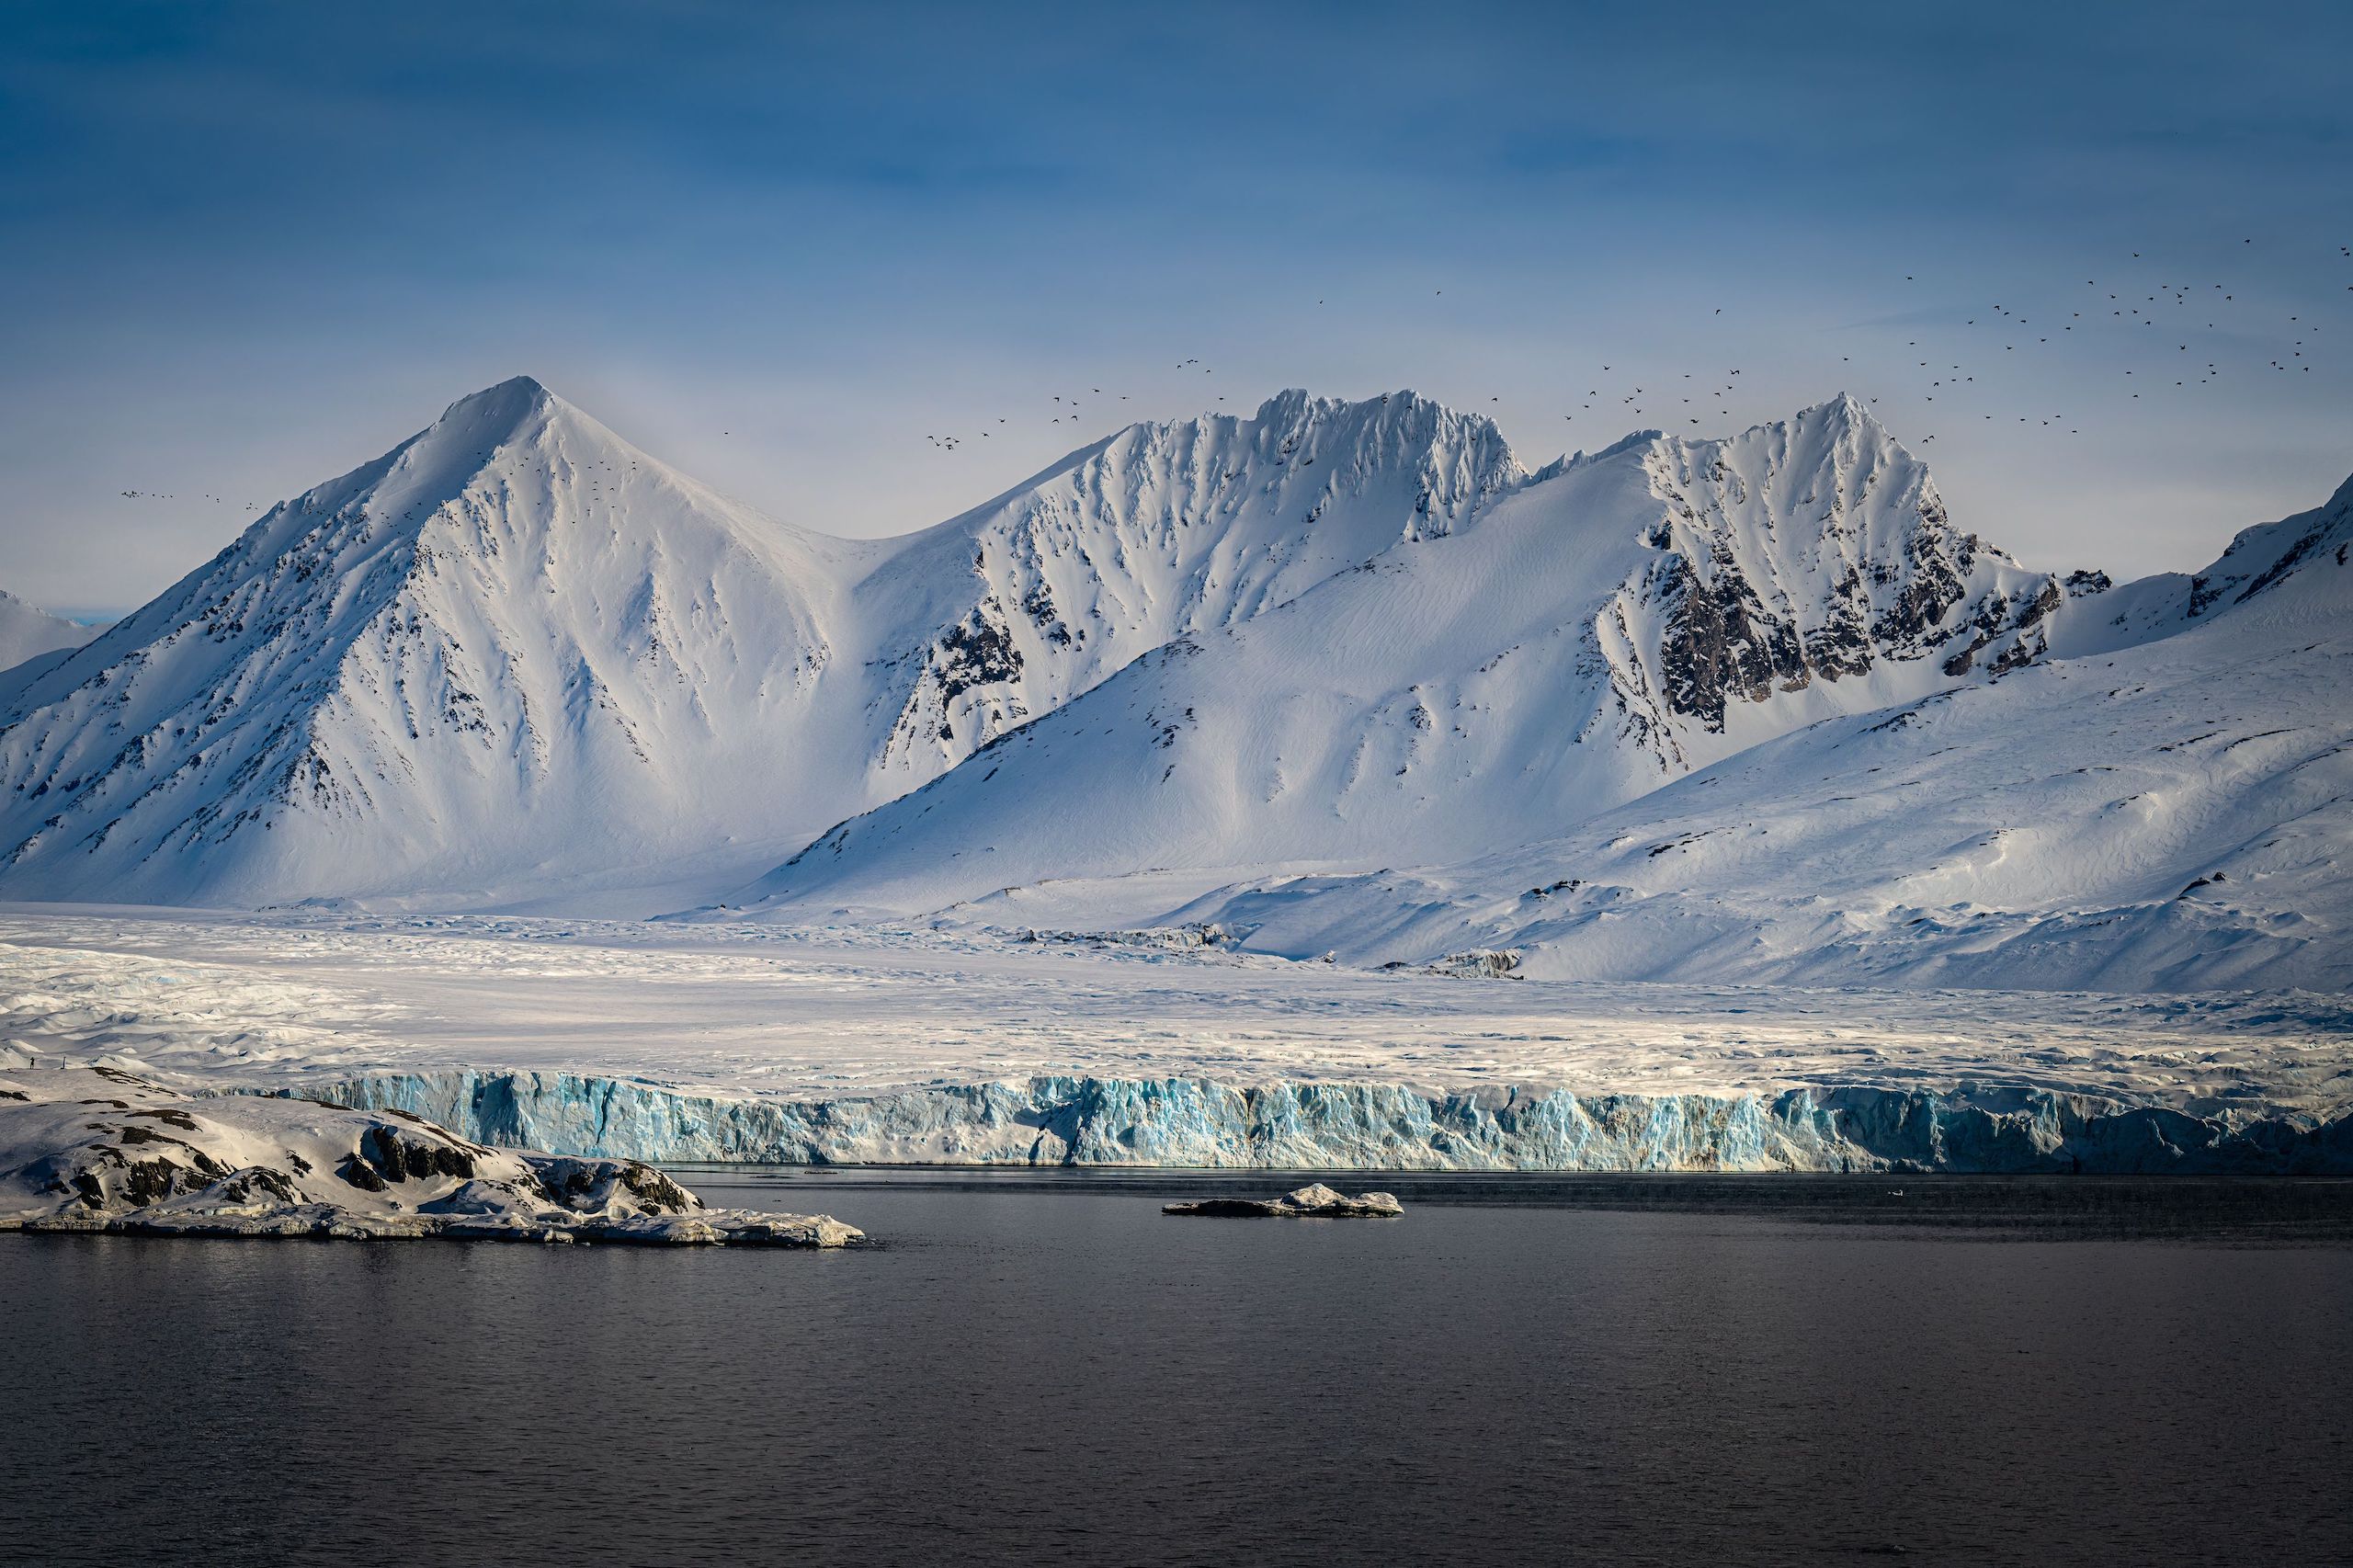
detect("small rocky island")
[1164,1183,1404,1218]
[0,1065,859,1246]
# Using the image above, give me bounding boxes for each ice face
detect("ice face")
[290,1068,2350,1175]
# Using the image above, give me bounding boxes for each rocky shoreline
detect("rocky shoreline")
[0,1066,860,1246]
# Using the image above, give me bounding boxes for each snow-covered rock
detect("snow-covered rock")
[0,1064,859,1244]
[1164,1183,1403,1216]
[860,387,1521,780]
[0,378,874,907]
[1154,471,2353,991]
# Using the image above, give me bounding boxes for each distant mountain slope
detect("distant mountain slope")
[0,591,104,682]
[740,396,2073,916]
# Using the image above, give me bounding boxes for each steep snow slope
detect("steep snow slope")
[0,590,103,683]
[741,396,2069,915]
[1127,473,2353,991]
[0,378,875,905]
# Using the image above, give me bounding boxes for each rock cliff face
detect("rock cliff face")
[1609,395,2060,749]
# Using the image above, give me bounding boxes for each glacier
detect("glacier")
[282,1068,2353,1174]
[6,907,2347,1175]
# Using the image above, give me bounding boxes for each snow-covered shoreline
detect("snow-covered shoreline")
[0,1064,861,1244]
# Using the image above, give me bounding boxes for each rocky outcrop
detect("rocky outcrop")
[874,388,1525,775]
[1628,396,2063,736]
[0,1066,860,1245]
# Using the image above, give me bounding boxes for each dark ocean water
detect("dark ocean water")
[5,1172,2351,1567]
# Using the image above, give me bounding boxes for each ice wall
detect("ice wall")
[269,1072,2353,1174]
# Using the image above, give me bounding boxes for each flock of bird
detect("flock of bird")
[112,244,2344,505]
[901,239,2344,466]
[120,490,256,508]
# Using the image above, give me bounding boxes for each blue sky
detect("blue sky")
[4,0,2349,614]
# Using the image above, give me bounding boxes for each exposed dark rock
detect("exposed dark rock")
[335,1153,388,1192]
[1655,554,1813,731]
[934,601,1022,703]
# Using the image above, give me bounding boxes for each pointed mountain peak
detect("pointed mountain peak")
[360,376,678,520]
[422,374,564,449]
[1683,394,1918,483]
[1781,391,1892,443]
[1251,386,1316,421]
[1814,389,1870,423]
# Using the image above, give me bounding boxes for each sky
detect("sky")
[3,0,2349,617]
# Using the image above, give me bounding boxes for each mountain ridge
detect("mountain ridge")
[0,379,1529,905]
[6,370,2340,977]
[736,392,2080,915]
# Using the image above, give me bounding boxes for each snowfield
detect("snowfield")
[4,908,2346,1171]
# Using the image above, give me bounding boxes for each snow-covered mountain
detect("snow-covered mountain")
[8,369,2344,990]
[0,379,876,905]
[749,463,2353,992]
[0,379,1521,906]
[858,387,1521,782]
[740,395,2076,915]
[0,590,104,685]
[1154,473,2353,991]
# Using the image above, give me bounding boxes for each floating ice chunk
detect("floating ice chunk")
[1164,1183,1404,1217]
